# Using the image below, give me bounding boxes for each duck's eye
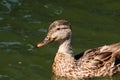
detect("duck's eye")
[56,28,60,30]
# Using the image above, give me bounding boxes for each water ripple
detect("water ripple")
[0,41,21,45]
[1,0,12,13]
[0,17,4,21]
[0,41,36,52]
[0,0,21,14]
[23,14,32,18]
[0,74,9,78]
[0,25,12,31]
[26,44,34,51]
[0,41,22,52]
[43,3,63,15]
[38,28,47,33]
[54,8,63,15]
[44,4,52,8]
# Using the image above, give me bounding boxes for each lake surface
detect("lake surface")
[0,0,120,80]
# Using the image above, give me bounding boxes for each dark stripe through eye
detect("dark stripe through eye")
[56,27,68,30]
[57,28,60,30]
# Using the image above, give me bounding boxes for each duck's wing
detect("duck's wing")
[78,42,120,70]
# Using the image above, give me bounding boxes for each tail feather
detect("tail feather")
[100,42,120,55]
[110,43,120,59]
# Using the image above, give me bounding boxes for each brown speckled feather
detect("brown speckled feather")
[79,43,120,68]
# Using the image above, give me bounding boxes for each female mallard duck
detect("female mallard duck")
[37,20,120,79]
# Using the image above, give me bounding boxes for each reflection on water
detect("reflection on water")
[0,0,120,80]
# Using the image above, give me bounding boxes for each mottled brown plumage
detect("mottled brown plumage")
[37,20,120,79]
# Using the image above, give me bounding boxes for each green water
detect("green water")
[0,0,120,80]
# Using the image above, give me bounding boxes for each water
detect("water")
[0,0,120,80]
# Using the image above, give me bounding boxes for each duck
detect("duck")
[37,20,120,79]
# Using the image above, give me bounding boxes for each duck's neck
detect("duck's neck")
[52,38,75,76]
[58,38,73,54]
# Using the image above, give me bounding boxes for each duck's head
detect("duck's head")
[37,20,72,48]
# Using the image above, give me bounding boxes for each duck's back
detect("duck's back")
[77,42,120,77]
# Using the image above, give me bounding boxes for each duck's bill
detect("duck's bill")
[37,36,54,48]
